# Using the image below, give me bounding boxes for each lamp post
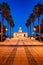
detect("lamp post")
[5,28,8,40]
[5,28,8,32]
[1,18,4,41]
[34,27,36,31]
[33,27,36,39]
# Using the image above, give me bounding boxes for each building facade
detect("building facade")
[13,27,28,38]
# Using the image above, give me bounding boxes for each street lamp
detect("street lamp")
[33,27,36,31]
[5,28,8,32]
[33,27,37,39]
[5,28,8,40]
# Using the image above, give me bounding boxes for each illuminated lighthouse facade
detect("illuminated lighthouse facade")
[13,27,28,38]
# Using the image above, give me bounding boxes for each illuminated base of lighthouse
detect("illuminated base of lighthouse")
[13,27,28,39]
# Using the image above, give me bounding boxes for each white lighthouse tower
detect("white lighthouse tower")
[18,27,22,32]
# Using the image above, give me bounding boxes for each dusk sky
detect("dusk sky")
[0,0,43,36]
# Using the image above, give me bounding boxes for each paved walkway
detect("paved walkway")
[0,38,43,45]
[0,39,43,65]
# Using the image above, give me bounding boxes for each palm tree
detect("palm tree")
[26,13,35,39]
[9,15,14,38]
[41,19,43,23]
[29,13,35,28]
[33,3,43,41]
[41,19,43,33]
[26,19,30,28]
[6,15,14,38]
[0,2,14,40]
[26,19,31,38]
[29,13,35,38]
[0,2,10,41]
[0,22,7,41]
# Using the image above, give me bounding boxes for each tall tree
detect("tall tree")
[0,2,10,40]
[6,15,15,38]
[26,13,35,38]
[0,2,14,41]
[41,19,43,33]
[29,13,35,38]
[33,3,43,41]
[26,19,31,38]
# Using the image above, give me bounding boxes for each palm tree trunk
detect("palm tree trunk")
[10,26,11,39]
[1,17,4,41]
[27,27,29,37]
[30,24,31,39]
[11,27,13,38]
[12,28,13,38]
[33,22,34,37]
[7,23,9,38]
[38,17,41,41]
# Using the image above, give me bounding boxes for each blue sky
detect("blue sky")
[0,0,43,36]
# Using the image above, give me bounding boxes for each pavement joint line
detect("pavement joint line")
[4,47,17,65]
[0,45,43,47]
[4,40,19,65]
[24,47,38,65]
[22,41,38,65]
